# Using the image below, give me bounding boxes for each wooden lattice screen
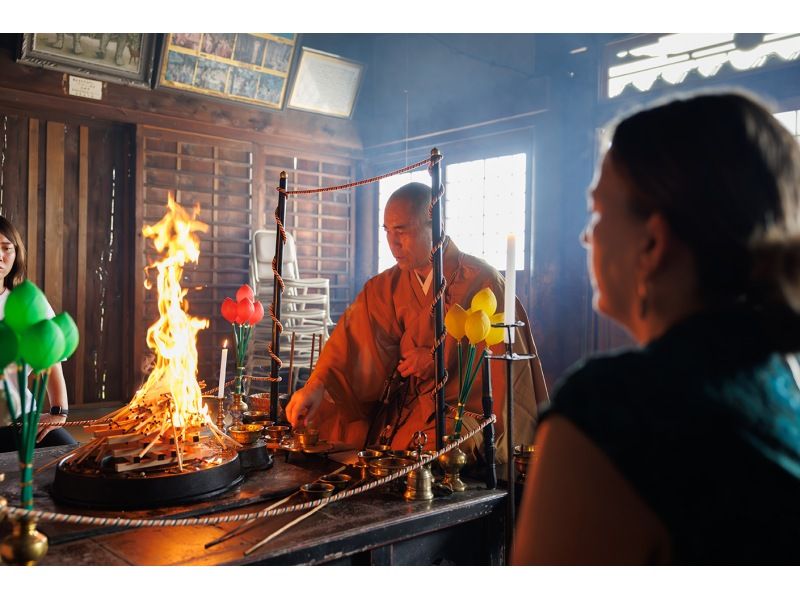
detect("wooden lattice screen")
[137,126,253,389]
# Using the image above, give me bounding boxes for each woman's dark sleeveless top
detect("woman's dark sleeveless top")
[544,308,800,564]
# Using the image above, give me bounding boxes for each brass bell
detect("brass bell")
[404,432,433,501]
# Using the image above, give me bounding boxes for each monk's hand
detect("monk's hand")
[397,346,435,380]
[286,378,325,429]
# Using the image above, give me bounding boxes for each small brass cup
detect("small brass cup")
[366,444,391,454]
[319,473,352,490]
[301,482,335,499]
[266,425,290,443]
[356,449,383,465]
[295,429,319,447]
[228,424,264,445]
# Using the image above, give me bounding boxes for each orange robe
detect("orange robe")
[312,238,548,462]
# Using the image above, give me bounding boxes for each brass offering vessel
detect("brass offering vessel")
[366,444,391,454]
[228,424,264,445]
[513,444,536,481]
[266,425,290,443]
[295,429,319,448]
[0,515,49,566]
[301,482,335,499]
[438,434,467,492]
[369,457,415,494]
[356,449,383,465]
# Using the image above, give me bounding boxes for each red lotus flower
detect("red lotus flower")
[236,297,254,324]
[236,284,255,303]
[249,300,264,325]
[221,297,238,323]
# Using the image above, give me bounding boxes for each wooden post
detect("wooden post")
[269,171,288,422]
[430,148,446,451]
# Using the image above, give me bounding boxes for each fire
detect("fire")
[134,193,209,428]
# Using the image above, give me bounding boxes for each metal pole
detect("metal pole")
[505,336,515,562]
[430,148,446,451]
[269,171,288,422]
[481,349,497,489]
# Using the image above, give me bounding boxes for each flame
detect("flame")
[134,193,209,428]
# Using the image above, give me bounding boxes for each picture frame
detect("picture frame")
[287,47,364,119]
[19,33,157,89]
[157,33,298,110]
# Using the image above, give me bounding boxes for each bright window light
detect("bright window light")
[377,153,528,274]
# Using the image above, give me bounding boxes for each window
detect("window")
[377,153,527,273]
[775,109,800,143]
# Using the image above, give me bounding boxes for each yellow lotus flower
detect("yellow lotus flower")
[445,303,468,340]
[484,312,506,347]
[464,310,490,345]
[470,287,497,316]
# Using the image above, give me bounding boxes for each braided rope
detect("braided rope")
[0,415,496,528]
[279,158,432,196]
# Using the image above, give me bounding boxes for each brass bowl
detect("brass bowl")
[386,449,418,460]
[301,482,335,499]
[319,473,352,490]
[514,455,531,477]
[228,424,264,445]
[356,449,383,465]
[266,425,290,443]
[295,429,319,447]
[366,444,391,454]
[242,411,273,426]
[247,392,272,412]
[368,457,414,479]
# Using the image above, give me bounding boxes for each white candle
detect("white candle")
[504,234,516,344]
[218,340,228,398]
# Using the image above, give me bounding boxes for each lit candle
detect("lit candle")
[218,340,228,398]
[504,234,516,344]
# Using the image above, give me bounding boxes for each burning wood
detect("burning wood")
[61,193,239,475]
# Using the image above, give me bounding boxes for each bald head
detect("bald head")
[387,182,432,226]
[383,182,434,272]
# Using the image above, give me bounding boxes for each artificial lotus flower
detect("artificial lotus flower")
[445,303,468,340]
[484,312,506,347]
[450,287,500,437]
[219,284,264,394]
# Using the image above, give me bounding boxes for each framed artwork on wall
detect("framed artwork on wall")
[287,47,364,119]
[19,33,157,88]
[157,33,298,110]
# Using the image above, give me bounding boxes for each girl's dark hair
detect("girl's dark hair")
[608,90,800,342]
[0,215,27,290]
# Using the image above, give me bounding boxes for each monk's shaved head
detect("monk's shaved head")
[387,182,432,226]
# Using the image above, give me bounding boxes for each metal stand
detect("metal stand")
[269,172,288,422]
[487,321,536,563]
[481,349,497,490]
[429,148,446,451]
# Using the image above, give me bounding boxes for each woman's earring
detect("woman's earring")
[637,280,648,319]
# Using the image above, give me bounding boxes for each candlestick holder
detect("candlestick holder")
[486,320,537,564]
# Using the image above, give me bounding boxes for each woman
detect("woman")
[513,91,800,564]
[0,215,74,452]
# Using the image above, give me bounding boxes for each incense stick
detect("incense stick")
[309,333,316,371]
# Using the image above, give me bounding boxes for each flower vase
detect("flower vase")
[0,515,49,566]
[234,366,247,395]
[230,392,248,427]
[438,434,468,492]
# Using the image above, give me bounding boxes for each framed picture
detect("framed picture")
[19,34,157,88]
[157,33,298,110]
[287,47,364,119]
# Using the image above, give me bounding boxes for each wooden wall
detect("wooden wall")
[0,42,362,406]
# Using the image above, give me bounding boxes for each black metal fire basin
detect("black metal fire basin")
[51,447,244,510]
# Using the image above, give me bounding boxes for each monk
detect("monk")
[286,182,548,462]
